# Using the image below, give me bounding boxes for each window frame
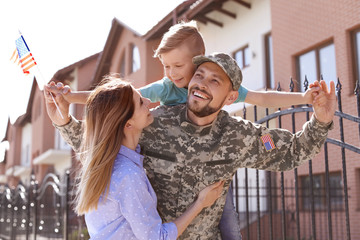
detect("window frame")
[351,28,360,91]
[300,172,344,211]
[264,32,275,89]
[233,45,251,70]
[119,50,126,78]
[130,44,141,74]
[296,41,336,92]
[32,96,42,121]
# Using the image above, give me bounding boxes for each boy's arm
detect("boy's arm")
[61,84,92,104]
[139,78,167,103]
[63,91,92,104]
[244,86,320,108]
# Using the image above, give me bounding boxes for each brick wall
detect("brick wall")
[271,0,360,238]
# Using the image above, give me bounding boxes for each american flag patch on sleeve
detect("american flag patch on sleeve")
[261,134,276,152]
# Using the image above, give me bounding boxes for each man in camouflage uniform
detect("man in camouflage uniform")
[45,52,336,239]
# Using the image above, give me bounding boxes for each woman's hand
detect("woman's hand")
[173,180,225,237]
[43,81,71,126]
[197,181,225,208]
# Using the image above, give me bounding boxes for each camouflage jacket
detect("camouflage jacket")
[55,104,332,240]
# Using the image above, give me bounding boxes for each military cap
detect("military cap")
[193,52,243,90]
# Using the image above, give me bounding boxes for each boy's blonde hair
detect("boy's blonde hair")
[154,20,205,58]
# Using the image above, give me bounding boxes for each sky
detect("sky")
[0,0,184,154]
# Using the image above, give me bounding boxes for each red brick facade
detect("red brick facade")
[271,0,360,239]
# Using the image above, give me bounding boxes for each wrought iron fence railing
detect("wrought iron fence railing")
[0,171,88,240]
[233,78,360,240]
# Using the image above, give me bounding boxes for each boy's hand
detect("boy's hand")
[304,80,321,104]
[56,82,72,96]
[53,82,74,103]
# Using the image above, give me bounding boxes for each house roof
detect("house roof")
[1,118,10,142]
[143,0,251,38]
[184,0,250,27]
[51,52,101,83]
[0,78,36,142]
[12,77,40,131]
[142,0,198,40]
[91,18,126,86]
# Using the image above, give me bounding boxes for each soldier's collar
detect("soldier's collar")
[180,108,218,136]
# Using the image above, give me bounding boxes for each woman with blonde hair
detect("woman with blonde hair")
[73,76,224,239]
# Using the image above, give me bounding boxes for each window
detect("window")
[54,104,73,150]
[353,29,360,86]
[297,43,336,92]
[265,33,275,89]
[33,96,42,121]
[119,51,126,77]
[21,145,30,167]
[301,172,343,210]
[21,123,31,167]
[0,141,9,163]
[233,45,251,70]
[54,129,71,150]
[131,44,141,73]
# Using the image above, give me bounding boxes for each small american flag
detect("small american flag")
[10,35,37,75]
[261,134,276,152]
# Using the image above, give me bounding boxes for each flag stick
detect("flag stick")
[35,65,65,119]
[50,93,65,120]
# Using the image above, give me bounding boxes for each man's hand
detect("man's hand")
[312,80,336,124]
[43,81,71,126]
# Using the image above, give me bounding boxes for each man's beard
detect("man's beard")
[187,87,226,118]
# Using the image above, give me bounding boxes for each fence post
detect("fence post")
[354,79,360,139]
[265,106,273,240]
[32,176,38,240]
[63,170,70,240]
[276,82,287,240]
[25,182,31,240]
[324,142,333,240]
[10,189,15,240]
[243,105,250,240]
[289,78,302,240]
[304,76,317,240]
[0,188,3,236]
[336,78,351,240]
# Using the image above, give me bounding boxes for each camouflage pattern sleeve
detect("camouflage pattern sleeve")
[53,115,83,153]
[240,114,333,172]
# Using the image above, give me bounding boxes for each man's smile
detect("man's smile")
[190,87,212,101]
[193,90,210,100]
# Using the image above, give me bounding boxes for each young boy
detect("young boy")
[57,21,317,240]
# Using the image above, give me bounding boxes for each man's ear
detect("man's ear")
[225,91,238,105]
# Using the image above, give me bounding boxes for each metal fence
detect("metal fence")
[0,171,88,240]
[0,78,359,240]
[233,78,360,240]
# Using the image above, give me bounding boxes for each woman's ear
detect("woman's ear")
[125,121,132,129]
